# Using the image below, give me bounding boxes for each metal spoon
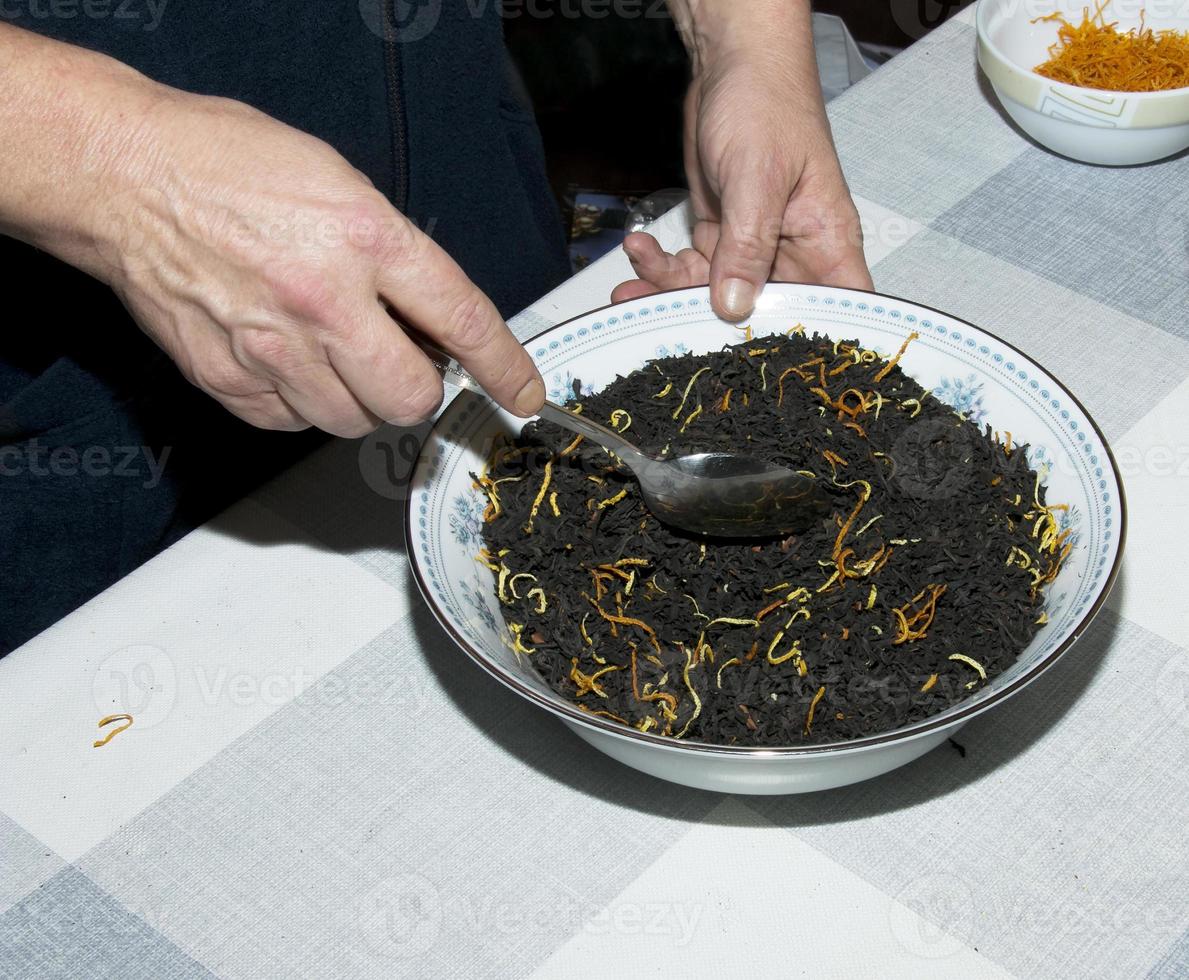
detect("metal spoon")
[423,347,833,538]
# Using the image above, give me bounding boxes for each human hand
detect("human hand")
[615,3,871,319]
[78,89,543,436]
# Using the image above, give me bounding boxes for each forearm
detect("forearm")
[0,23,165,276]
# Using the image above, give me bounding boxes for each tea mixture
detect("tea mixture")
[474,329,1070,746]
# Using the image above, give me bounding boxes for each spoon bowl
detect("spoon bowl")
[623,451,832,538]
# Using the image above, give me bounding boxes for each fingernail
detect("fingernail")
[721,278,756,320]
[514,377,546,416]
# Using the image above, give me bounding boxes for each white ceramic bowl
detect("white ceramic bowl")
[977,0,1189,165]
[407,284,1125,794]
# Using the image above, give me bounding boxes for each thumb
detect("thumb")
[709,169,787,322]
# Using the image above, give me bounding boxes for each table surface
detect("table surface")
[3,8,1188,979]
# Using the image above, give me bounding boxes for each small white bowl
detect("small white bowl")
[407,284,1125,794]
[977,0,1189,165]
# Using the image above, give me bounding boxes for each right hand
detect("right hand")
[77,87,545,436]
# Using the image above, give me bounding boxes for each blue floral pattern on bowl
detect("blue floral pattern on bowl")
[1057,503,1082,551]
[1028,443,1052,479]
[933,373,988,423]
[448,492,484,548]
[548,371,595,406]
[457,573,498,636]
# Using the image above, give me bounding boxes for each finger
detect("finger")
[671,247,711,281]
[270,359,383,438]
[813,243,874,291]
[163,322,312,432]
[780,191,873,292]
[683,85,718,221]
[611,278,665,303]
[219,390,312,432]
[800,215,873,292]
[234,325,383,438]
[709,166,789,321]
[376,222,541,417]
[623,234,710,288]
[323,302,445,426]
[692,220,720,262]
[622,232,669,273]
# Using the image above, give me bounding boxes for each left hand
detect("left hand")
[613,40,872,320]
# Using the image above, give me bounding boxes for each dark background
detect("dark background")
[503,0,976,208]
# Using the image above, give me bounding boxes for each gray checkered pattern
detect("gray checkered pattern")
[72,615,717,979]
[831,19,1030,222]
[0,813,63,917]
[870,229,1189,440]
[931,148,1189,335]
[0,868,213,979]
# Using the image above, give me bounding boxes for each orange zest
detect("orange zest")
[584,592,662,654]
[873,332,920,383]
[92,713,133,748]
[892,584,948,644]
[629,644,678,718]
[1034,2,1189,92]
[804,685,826,735]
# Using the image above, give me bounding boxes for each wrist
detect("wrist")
[48,73,177,281]
[673,0,812,70]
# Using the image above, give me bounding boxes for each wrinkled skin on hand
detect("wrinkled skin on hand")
[89,91,545,436]
[614,45,871,320]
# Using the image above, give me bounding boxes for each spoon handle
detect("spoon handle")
[534,401,654,471]
[417,341,654,471]
[418,343,476,393]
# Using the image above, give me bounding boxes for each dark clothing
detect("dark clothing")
[0,2,569,653]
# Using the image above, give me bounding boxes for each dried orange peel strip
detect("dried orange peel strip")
[93,714,133,748]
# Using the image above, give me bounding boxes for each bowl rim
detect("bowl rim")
[976,0,1189,104]
[406,283,1128,757]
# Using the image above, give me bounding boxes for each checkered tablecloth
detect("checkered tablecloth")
[3,8,1187,978]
